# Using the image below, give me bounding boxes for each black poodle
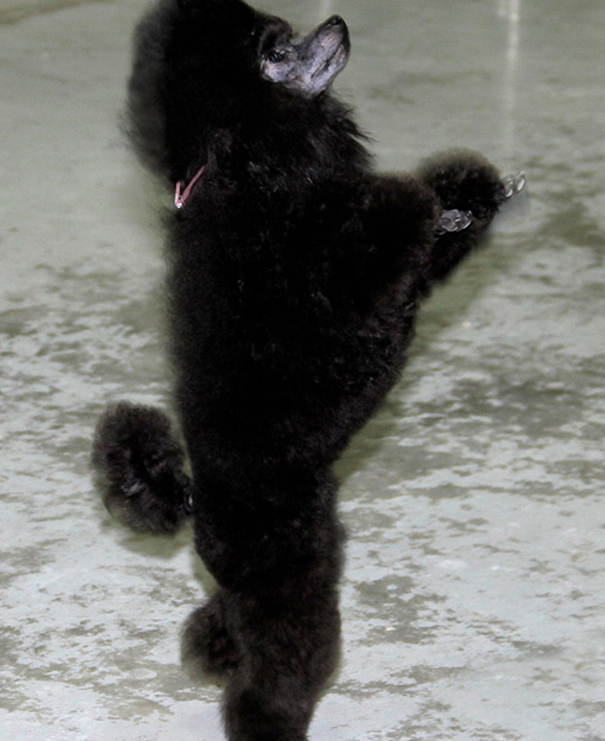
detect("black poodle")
[92,1,518,738]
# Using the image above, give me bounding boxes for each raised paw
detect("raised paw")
[418,149,507,224]
[416,150,516,283]
[91,402,192,534]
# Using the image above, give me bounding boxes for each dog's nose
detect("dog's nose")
[326,15,346,28]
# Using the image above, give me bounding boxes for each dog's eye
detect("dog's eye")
[267,49,286,64]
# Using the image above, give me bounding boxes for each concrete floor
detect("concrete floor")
[1,0,604,739]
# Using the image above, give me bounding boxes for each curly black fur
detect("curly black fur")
[92,1,509,739]
[92,402,192,533]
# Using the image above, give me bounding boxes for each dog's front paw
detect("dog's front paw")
[418,149,507,224]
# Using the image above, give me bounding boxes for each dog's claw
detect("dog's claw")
[503,171,526,199]
[435,209,473,235]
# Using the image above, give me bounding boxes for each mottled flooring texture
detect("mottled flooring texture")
[1,1,604,739]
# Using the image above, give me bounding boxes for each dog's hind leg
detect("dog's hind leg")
[91,402,192,534]
[222,587,341,741]
[183,471,344,739]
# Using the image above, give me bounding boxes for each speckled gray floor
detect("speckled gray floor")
[1,1,604,740]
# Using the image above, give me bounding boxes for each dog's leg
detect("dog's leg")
[416,149,508,283]
[91,402,192,533]
[184,472,343,741]
[222,587,341,741]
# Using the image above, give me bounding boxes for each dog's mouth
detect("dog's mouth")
[310,34,349,82]
[260,15,351,98]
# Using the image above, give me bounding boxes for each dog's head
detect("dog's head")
[173,0,350,98]
[255,12,350,98]
[127,0,354,180]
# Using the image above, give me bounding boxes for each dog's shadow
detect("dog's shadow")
[337,229,520,491]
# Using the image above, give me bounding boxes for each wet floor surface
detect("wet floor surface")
[1,1,604,739]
